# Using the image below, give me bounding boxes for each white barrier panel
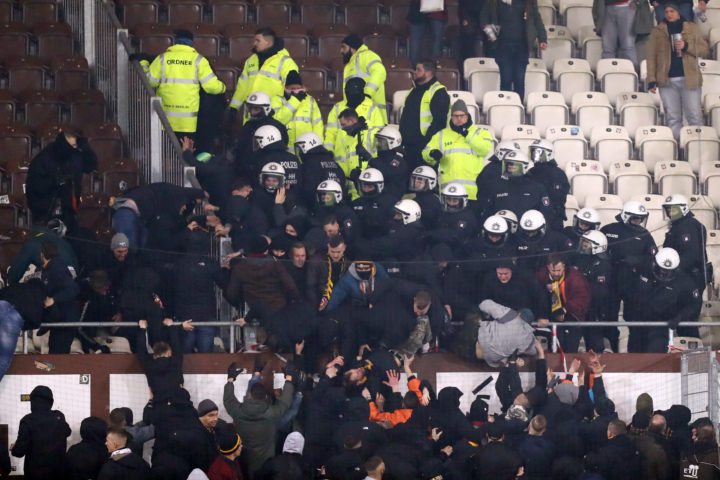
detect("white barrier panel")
[0,374,91,476]
[436,372,682,423]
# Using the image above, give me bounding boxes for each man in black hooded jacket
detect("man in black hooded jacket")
[11,385,71,480]
[66,416,109,480]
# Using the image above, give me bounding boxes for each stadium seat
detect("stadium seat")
[680,126,720,174]
[363,25,398,60]
[524,58,550,102]
[700,160,720,208]
[707,230,720,285]
[6,156,30,195]
[274,24,311,59]
[391,89,410,123]
[608,160,651,202]
[635,125,677,174]
[654,159,697,197]
[465,57,500,104]
[177,24,222,58]
[298,57,329,93]
[101,158,140,196]
[77,193,111,233]
[565,193,579,227]
[225,23,259,62]
[51,56,91,96]
[630,193,668,245]
[538,0,557,27]
[383,60,413,102]
[704,93,720,138]
[0,23,31,62]
[122,0,161,29]
[482,91,523,137]
[578,26,602,72]
[0,123,32,161]
[553,58,594,105]
[22,0,58,26]
[527,91,568,137]
[565,160,608,206]
[559,0,593,40]
[207,56,238,100]
[710,28,720,60]
[65,89,106,129]
[340,1,381,33]
[0,198,18,228]
[584,193,623,226]
[0,89,16,125]
[36,122,69,149]
[450,90,480,124]
[540,26,575,73]
[387,0,410,26]
[590,125,633,171]
[596,59,637,107]
[255,0,292,24]
[435,58,461,91]
[546,125,587,170]
[500,125,541,154]
[209,1,249,31]
[700,59,720,102]
[0,227,28,272]
[0,0,12,24]
[571,91,613,138]
[312,89,340,122]
[86,122,124,164]
[299,0,336,25]
[5,56,47,97]
[699,300,720,349]
[314,24,352,63]
[615,92,657,140]
[34,22,73,62]
[133,23,174,57]
[687,195,717,230]
[166,0,204,27]
[21,89,61,131]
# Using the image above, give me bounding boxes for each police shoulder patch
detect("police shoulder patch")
[344,219,353,228]
[597,276,606,283]
[693,289,700,298]
[542,197,550,206]
[391,159,400,167]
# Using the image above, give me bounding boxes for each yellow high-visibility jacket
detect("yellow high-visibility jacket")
[230,48,298,116]
[272,94,324,148]
[324,97,385,152]
[333,125,383,199]
[343,45,387,123]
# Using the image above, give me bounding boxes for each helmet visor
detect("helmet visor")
[376,136,391,152]
[503,160,525,177]
[626,214,648,228]
[409,174,429,192]
[317,191,337,206]
[442,195,464,212]
[253,136,264,152]
[578,238,595,255]
[530,147,549,163]
[574,217,597,233]
[653,265,676,281]
[663,205,684,221]
[294,142,306,158]
[261,173,283,191]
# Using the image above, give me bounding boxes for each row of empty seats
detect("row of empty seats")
[0,0,62,26]
[0,88,106,132]
[0,22,75,62]
[0,55,91,96]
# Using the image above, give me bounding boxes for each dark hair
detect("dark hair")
[108,407,134,427]
[364,456,384,475]
[546,253,565,266]
[249,382,270,402]
[153,341,172,357]
[338,108,359,121]
[41,241,59,260]
[344,434,362,450]
[290,242,306,255]
[327,234,345,248]
[403,391,420,410]
[608,419,627,437]
[255,27,276,39]
[322,214,339,226]
[414,290,432,310]
[231,178,251,191]
[107,426,132,444]
[697,424,716,443]
[417,60,436,73]
[530,414,547,433]
[62,125,80,138]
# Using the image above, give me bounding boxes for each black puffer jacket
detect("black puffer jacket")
[66,416,109,480]
[97,451,150,480]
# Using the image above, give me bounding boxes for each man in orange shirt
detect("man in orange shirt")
[363,355,425,427]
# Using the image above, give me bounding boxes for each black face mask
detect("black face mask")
[450,119,470,134]
[345,87,365,109]
[342,51,352,64]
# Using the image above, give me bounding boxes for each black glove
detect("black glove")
[294,90,307,101]
[668,315,681,330]
[429,149,443,161]
[96,345,111,354]
[284,91,291,100]
[356,144,371,162]
[284,363,300,381]
[355,117,368,134]
[648,81,658,91]
[227,362,241,380]
[349,167,362,183]
[460,126,470,136]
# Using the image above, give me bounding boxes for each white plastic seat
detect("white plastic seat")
[524,58,550,102]
[616,92,657,139]
[482,90,524,137]
[565,193,579,228]
[559,0,593,40]
[679,126,720,174]
[698,7,720,38]
[707,231,720,296]
[565,160,608,206]
[710,28,720,61]
[704,94,720,138]
[635,125,677,174]
[545,125,587,170]
[578,25,602,72]
[538,0,557,27]
[687,195,717,230]
[392,89,410,123]
[500,124,541,154]
[700,59,720,102]
[571,91,614,138]
[541,26,575,73]
[590,125,633,171]
[584,193,623,226]
[449,90,480,124]
[608,160,651,202]
[553,58,594,105]
[630,193,669,245]
[654,159,697,197]
[464,57,500,104]
[596,59,638,107]
[527,91,568,136]
[700,160,720,208]
[699,300,720,350]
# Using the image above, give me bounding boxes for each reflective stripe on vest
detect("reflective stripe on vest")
[419,81,447,134]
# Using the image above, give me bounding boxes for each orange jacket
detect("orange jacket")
[368,377,422,427]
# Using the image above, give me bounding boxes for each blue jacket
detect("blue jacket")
[325,263,390,311]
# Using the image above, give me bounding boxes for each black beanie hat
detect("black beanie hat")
[246,235,269,255]
[197,399,219,417]
[342,34,363,50]
[285,70,302,86]
[218,431,242,455]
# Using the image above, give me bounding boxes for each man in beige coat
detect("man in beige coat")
[646,3,708,140]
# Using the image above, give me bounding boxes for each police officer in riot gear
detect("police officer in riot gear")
[307,180,360,245]
[351,168,396,239]
[475,141,520,207]
[407,166,442,229]
[250,125,302,195]
[354,199,425,261]
[527,139,570,231]
[564,207,602,245]
[233,91,289,166]
[295,132,346,207]
[368,126,410,200]
[514,209,575,271]
[427,182,478,255]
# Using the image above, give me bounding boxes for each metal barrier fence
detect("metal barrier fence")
[681,348,720,431]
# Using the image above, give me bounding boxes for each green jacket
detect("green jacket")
[223,380,294,474]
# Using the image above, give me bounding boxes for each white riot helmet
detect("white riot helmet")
[253,125,282,151]
[502,150,531,178]
[246,91,272,116]
[529,139,555,163]
[495,209,518,234]
[440,182,468,212]
[409,165,437,192]
[375,125,402,152]
[495,140,521,161]
[295,132,322,157]
[519,209,547,239]
[394,199,421,225]
[316,179,343,206]
[662,194,690,222]
[620,201,649,229]
[259,162,285,192]
[357,168,384,197]
[483,215,509,244]
[573,208,601,234]
[654,247,680,281]
[578,230,608,255]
